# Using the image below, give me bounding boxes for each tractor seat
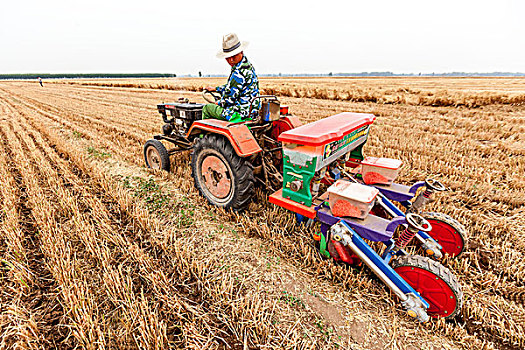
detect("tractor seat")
[245,96,280,126]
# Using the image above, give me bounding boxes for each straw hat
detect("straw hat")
[216,33,249,59]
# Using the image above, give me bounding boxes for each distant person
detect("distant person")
[38,77,43,87]
[202,33,260,123]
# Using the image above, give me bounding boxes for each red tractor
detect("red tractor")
[143,92,301,210]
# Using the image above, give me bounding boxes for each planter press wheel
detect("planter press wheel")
[421,212,466,258]
[191,134,254,210]
[144,139,170,171]
[392,255,463,319]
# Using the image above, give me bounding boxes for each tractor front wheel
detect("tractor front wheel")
[392,255,463,319]
[191,134,254,210]
[144,139,170,171]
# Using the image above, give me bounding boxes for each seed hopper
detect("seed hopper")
[144,96,466,322]
[269,112,465,321]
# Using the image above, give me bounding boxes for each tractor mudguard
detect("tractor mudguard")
[187,119,262,157]
[271,115,303,140]
[281,115,303,129]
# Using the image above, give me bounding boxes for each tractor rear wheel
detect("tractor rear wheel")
[421,212,466,258]
[144,139,170,171]
[191,134,254,210]
[392,255,463,319]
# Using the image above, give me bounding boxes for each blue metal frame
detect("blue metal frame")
[338,221,429,308]
[378,192,435,242]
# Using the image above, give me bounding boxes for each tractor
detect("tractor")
[143,92,467,322]
[144,91,300,210]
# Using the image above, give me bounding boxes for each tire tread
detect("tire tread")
[422,211,467,258]
[191,134,254,210]
[144,139,170,171]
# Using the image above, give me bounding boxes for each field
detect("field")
[0,77,523,349]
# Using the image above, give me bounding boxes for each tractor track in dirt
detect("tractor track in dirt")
[1,81,524,349]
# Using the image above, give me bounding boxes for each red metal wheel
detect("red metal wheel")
[191,134,254,210]
[421,212,466,258]
[201,155,232,199]
[392,255,463,319]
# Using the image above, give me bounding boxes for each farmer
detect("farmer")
[202,33,260,123]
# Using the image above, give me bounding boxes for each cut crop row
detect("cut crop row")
[0,100,68,348]
[3,81,525,349]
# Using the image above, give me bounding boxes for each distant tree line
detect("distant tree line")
[0,73,177,80]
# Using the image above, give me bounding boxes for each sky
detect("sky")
[1,0,524,75]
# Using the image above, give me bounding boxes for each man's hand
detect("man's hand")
[204,86,216,92]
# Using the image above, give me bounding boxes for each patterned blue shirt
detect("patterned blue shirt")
[215,55,260,121]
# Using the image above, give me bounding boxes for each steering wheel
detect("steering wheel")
[202,90,221,104]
